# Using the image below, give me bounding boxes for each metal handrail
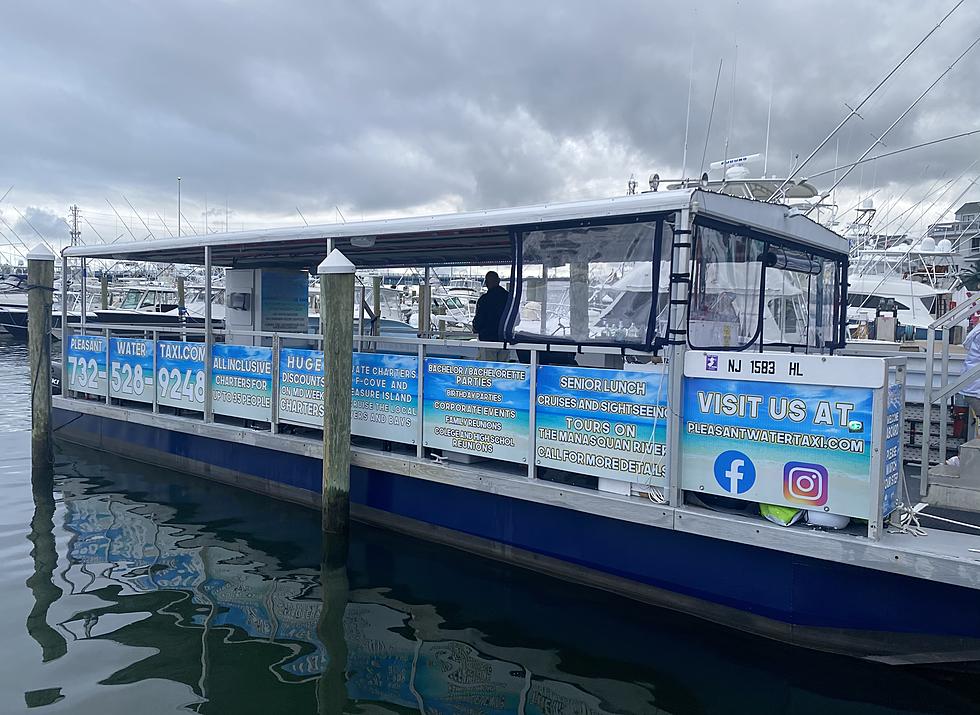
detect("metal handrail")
[70,322,667,357]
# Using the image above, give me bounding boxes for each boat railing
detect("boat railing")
[920,291,980,495]
[59,319,904,541]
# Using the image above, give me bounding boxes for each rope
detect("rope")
[915,510,980,532]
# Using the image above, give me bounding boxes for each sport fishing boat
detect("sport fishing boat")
[51,188,980,668]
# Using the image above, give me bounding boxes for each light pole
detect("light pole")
[177,177,182,237]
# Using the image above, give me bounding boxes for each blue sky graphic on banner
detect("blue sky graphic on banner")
[108,338,154,404]
[278,348,323,427]
[681,377,875,519]
[423,358,530,463]
[352,352,419,444]
[535,365,667,484]
[156,341,206,411]
[66,334,107,397]
[883,382,903,518]
[212,344,273,421]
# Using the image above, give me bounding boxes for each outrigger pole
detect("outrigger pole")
[767,0,965,201]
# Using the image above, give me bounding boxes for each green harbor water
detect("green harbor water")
[1,334,978,714]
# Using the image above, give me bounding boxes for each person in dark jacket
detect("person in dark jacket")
[472,271,511,361]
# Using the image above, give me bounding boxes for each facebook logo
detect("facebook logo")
[705,354,719,371]
[713,450,756,495]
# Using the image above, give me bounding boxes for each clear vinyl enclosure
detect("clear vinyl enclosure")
[506,215,673,350]
[687,219,846,352]
[505,213,846,354]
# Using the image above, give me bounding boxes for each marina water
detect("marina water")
[0,335,977,714]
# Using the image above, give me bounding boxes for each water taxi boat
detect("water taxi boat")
[50,188,980,667]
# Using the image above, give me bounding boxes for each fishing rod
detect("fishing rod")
[805,130,980,181]
[806,33,980,216]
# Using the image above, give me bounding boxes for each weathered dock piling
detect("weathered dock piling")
[318,249,356,535]
[100,273,109,309]
[27,245,55,468]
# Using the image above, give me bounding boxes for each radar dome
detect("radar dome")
[937,238,953,252]
[725,165,751,180]
[918,237,937,252]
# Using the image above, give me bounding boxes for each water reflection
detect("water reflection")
[15,442,971,715]
[26,463,66,663]
[53,451,669,713]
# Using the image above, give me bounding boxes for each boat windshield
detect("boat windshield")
[120,289,143,310]
[689,221,844,351]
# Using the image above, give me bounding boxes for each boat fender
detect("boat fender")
[760,503,804,527]
[806,510,850,529]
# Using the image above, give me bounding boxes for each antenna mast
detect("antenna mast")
[69,205,81,247]
[680,36,695,184]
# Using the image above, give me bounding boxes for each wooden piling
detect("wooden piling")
[27,245,55,468]
[371,275,382,339]
[318,249,356,535]
[569,261,589,340]
[100,273,109,309]
[176,275,185,312]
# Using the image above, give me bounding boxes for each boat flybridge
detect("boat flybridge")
[53,187,980,667]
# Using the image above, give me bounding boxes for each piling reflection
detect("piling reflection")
[26,462,66,662]
[317,533,349,714]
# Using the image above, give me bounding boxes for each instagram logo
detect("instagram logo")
[783,462,828,506]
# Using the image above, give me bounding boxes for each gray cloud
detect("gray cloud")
[1,0,979,248]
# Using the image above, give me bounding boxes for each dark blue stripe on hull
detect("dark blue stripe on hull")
[53,405,980,644]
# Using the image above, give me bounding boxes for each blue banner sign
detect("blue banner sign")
[535,365,668,484]
[278,348,323,428]
[882,382,903,518]
[422,358,531,463]
[66,334,107,397]
[278,349,420,444]
[211,344,273,421]
[681,376,874,519]
[156,341,206,411]
[109,338,154,403]
[352,353,419,444]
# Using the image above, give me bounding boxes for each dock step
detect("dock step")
[928,439,980,511]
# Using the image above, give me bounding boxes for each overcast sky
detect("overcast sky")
[1,1,979,254]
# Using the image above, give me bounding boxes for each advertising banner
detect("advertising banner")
[352,352,419,444]
[422,358,530,463]
[681,375,874,519]
[211,344,273,421]
[535,365,668,484]
[278,348,324,428]
[66,334,107,397]
[156,341,206,411]
[260,269,309,333]
[882,381,903,518]
[108,338,154,404]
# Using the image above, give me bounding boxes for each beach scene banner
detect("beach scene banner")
[278,348,324,428]
[156,341,207,411]
[535,365,668,485]
[681,375,875,519]
[422,358,531,463]
[108,337,154,404]
[352,352,419,444]
[66,334,107,397]
[211,344,273,421]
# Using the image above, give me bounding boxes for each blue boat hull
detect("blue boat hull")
[50,403,980,665]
